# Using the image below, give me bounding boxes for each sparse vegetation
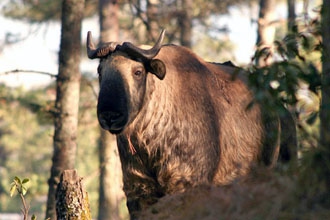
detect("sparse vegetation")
[9,176,36,220]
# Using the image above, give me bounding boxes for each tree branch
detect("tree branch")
[19,193,29,220]
[0,69,57,78]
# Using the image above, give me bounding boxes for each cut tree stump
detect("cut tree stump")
[56,169,91,220]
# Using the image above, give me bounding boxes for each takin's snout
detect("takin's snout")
[97,111,126,133]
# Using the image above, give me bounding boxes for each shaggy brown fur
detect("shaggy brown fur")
[95,44,296,219]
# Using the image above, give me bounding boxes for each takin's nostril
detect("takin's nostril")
[98,111,126,133]
[99,111,122,123]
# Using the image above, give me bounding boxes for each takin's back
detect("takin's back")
[153,45,281,184]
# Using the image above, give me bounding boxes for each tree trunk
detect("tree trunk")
[56,170,91,220]
[97,1,126,219]
[147,0,160,41]
[98,130,124,220]
[178,0,193,48]
[99,0,119,43]
[256,0,276,66]
[287,0,296,31]
[320,0,330,188]
[46,0,84,218]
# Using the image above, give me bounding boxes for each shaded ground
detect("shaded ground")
[139,167,330,220]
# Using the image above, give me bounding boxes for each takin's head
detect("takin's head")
[87,30,167,134]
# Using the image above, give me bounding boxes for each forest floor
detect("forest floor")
[139,165,330,220]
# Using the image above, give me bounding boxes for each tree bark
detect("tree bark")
[97,1,126,219]
[178,0,193,48]
[147,0,160,41]
[320,0,330,188]
[98,130,124,220]
[256,0,276,66]
[287,0,296,31]
[99,0,119,43]
[56,170,91,220]
[46,0,84,218]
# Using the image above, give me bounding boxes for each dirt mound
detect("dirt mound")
[139,168,330,220]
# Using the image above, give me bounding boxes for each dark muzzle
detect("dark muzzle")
[98,111,126,134]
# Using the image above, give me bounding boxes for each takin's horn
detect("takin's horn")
[117,29,166,60]
[86,31,119,59]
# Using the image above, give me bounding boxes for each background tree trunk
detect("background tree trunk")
[320,0,330,189]
[287,0,296,31]
[98,130,124,220]
[97,1,126,219]
[99,0,119,43]
[178,0,193,47]
[45,0,84,218]
[147,0,160,41]
[256,0,276,66]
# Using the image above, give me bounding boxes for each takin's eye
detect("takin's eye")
[132,67,145,79]
[134,70,142,76]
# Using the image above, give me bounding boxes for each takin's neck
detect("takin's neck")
[123,69,220,165]
[124,74,180,156]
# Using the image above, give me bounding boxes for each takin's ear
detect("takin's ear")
[147,59,166,80]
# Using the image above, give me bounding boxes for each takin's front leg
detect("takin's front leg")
[117,136,164,219]
[122,167,164,220]
[124,160,213,219]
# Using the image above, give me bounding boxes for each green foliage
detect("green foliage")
[0,78,103,218]
[2,0,61,22]
[1,0,97,22]
[9,176,49,220]
[248,17,322,131]
[247,11,330,207]
[0,84,53,215]
[10,176,31,220]
[10,176,30,197]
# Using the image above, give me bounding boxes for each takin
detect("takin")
[86,30,297,219]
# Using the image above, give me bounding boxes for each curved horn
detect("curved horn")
[86,31,119,59]
[118,29,166,60]
[87,31,97,59]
